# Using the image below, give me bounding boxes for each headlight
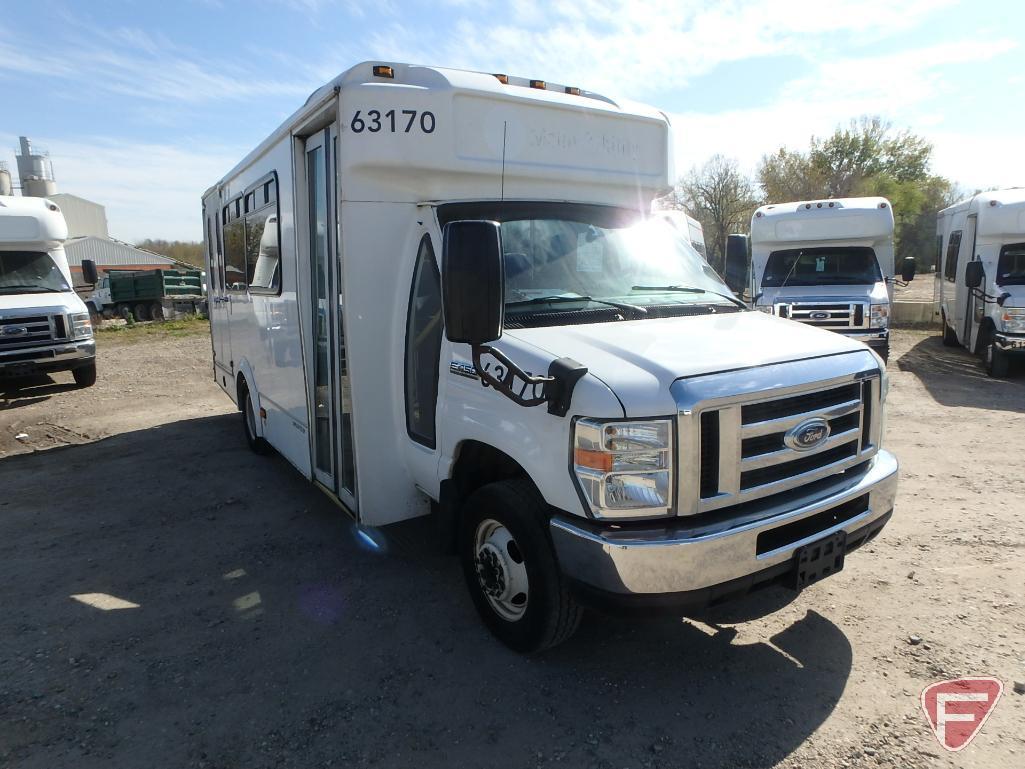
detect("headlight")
[70,312,93,339]
[754,305,774,314]
[1001,307,1025,333]
[573,419,673,518]
[869,304,889,328]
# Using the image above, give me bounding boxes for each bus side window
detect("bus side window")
[404,235,443,448]
[224,208,247,292]
[944,230,961,283]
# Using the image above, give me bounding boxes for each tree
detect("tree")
[673,155,760,272]
[756,117,954,270]
[136,239,205,268]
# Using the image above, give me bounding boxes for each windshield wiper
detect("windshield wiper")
[507,294,646,316]
[631,285,747,309]
[0,285,65,294]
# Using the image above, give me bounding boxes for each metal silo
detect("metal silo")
[0,162,12,196]
[16,136,58,197]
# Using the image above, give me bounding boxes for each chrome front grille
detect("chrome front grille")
[673,352,882,517]
[0,314,65,355]
[777,302,867,329]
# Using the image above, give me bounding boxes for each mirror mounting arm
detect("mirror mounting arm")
[471,345,588,417]
[472,343,552,408]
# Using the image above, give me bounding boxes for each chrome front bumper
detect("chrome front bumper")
[994,333,1025,352]
[0,339,96,372]
[551,449,898,597]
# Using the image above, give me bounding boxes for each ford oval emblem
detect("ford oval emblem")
[1,325,29,338]
[784,417,831,451]
[809,311,831,320]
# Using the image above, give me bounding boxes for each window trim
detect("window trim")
[243,171,283,297]
[403,234,443,449]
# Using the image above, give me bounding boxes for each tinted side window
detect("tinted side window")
[245,208,280,292]
[944,230,962,283]
[404,235,443,448]
[224,214,247,292]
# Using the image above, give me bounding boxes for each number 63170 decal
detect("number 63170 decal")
[350,109,436,134]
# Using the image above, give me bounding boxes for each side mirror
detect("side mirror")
[82,259,98,286]
[442,220,504,344]
[964,261,984,289]
[723,234,750,296]
[900,256,916,283]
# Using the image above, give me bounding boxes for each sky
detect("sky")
[1,0,1022,242]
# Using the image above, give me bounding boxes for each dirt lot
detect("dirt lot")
[1,323,1023,769]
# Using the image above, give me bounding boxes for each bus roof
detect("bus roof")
[751,197,893,244]
[206,61,673,207]
[0,195,68,246]
[939,188,1025,238]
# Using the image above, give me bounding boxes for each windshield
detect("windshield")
[441,203,734,320]
[762,246,882,287]
[996,242,1025,286]
[0,250,71,294]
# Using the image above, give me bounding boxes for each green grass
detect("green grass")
[96,315,210,343]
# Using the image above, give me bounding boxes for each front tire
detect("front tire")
[941,313,958,346]
[73,363,97,388]
[241,387,272,455]
[459,479,582,652]
[985,342,1011,377]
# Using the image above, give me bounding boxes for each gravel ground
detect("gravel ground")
[0,325,1023,769]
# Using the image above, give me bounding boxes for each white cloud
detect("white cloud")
[366,0,963,100]
[1,134,244,242]
[670,36,1022,191]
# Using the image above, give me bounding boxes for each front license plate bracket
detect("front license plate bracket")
[790,530,847,591]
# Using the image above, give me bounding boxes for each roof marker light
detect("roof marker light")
[564,86,582,96]
[805,203,812,209]
[493,73,509,84]
[817,202,823,208]
[989,199,998,206]
[828,201,835,207]
[372,65,394,78]
[878,202,888,209]
[530,79,547,90]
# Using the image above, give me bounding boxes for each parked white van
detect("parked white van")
[203,62,898,651]
[749,197,916,361]
[936,188,1025,377]
[0,195,97,386]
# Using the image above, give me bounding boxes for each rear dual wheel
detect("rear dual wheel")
[241,387,272,455]
[459,479,582,652]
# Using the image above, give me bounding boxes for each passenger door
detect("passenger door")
[961,215,979,347]
[205,196,232,387]
[303,124,357,506]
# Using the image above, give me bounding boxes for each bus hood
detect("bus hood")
[505,311,873,417]
[0,291,87,314]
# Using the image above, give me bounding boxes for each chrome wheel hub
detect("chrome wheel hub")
[474,519,529,621]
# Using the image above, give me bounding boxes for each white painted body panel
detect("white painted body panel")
[202,62,880,533]
[0,196,87,317]
[750,197,895,309]
[936,188,1025,350]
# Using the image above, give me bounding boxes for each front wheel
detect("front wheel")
[941,313,959,346]
[459,479,582,653]
[985,342,1011,377]
[73,363,97,388]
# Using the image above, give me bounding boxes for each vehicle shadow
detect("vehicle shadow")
[0,373,77,408]
[0,414,852,769]
[895,333,1025,412]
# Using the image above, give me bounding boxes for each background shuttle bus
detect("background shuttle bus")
[0,195,97,386]
[936,188,1025,377]
[203,62,898,651]
[749,197,914,361]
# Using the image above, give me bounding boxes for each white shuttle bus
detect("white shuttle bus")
[203,62,898,651]
[749,197,915,361]
[0,195,97,386]
[936,188,1025,377]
